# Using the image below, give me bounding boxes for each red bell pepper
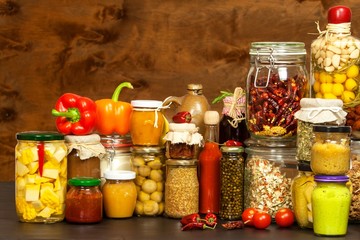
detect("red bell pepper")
[51,93,97,135]
[204,213,218,227]
[172,111,192,123]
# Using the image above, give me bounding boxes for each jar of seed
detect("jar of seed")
[219,146,245,220]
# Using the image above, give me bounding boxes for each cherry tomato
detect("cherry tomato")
[275,208,295,228]
[225,140,242,146]
[241,208,258,226]
[253,212,271,229]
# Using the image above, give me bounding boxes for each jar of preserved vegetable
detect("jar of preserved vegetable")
[219,146,244,220]
[291,161,315,229]
[65,134,106,180]
[103,170,137,218]
[165,159,199,218]
[349,139,360,222]
[65,177,103,223]
[163,123,203,159]
[246,42,309,143]
[15,131,67,223]
[131,146,165,216]
[312,175,351,237]
[244,146,298,217]
[311,125,351,175]
[130,100,165,146]
[295,98,347,163]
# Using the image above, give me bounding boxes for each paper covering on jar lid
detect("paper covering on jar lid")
[163,123,204,146]
[294,98,347,125]
[65,134,106,160]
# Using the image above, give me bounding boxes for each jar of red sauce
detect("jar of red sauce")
[65,177,103,223]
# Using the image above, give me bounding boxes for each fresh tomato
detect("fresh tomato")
[253,211,271,229]
[224,140,242,146]
[241,207,258,226]
[275,208,294,228]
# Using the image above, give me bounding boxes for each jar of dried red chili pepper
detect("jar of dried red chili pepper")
[246,42,309,144]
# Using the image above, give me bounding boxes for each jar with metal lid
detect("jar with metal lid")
[65,134,105,180]
[65,177,103,223]
[295,98,347,163]
[15,131,67,223]
[291,161,315,228]
[311,125,351,175]
[130,100,165,146]
[131,146,165,216]
[103,170,137,218]
[244,146,298,217]
[348,139,360,222]
[246,42,309,143]
[312,175,351,237]
[165,159,199,218]
[163,123,203,159]
[219,146,245,220]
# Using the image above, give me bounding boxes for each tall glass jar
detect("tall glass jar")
[131,146,165,216]
[246,42,309,144]
[15,131,67,223]
[219,146,244,220]
[165,159,199,218]
[348,138,360,222]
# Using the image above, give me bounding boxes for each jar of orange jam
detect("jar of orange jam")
[102,170,137,218]
[130,100,165,146]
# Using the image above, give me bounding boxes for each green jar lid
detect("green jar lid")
[68,177,101,187]
[16,131,64,141]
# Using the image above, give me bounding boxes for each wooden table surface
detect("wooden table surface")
[0,182,359,240]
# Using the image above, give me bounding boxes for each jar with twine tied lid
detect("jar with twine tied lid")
[294,98,347,162]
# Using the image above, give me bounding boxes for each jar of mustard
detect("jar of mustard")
[15,131,67,223]
[311,125,351,175]
[130,100,165,146]
[103,170,137,218]
[312,175,351,237]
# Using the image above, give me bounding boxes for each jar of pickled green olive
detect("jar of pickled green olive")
[312,175,351,237]
[311,125,351,175]
[219,146,244,220]
[15,131,67,223]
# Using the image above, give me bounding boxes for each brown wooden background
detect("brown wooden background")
[1,0,359,181]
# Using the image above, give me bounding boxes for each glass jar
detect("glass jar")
[349,139,360,222]
[244,146,298,217]
[246,42,309,143]
[15,131,67,223]
[311,125,351,175]
[163,123,203,159]
[131,146,165,216]
[65,177,103,223]
[291,161,315,228]
[312,175,351,237]
[65,134,105,180]
[165,159,199,218]
[130,100,165,146]
[103,170,137,218]
[219,146,245,220]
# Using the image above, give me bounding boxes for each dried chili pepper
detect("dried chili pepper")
[204,213,218,227]
[181,222,216,231]
[222,220,244,230]
[172,111,192,123]
[180,213,201,226]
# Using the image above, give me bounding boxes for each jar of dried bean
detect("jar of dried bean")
[246,42,309,143]
[164,159,199,218]
[311,6,360,109]
[244,146,298,217]
[131,146,165,216]
[348,138,360,222]
[219,146,244,220]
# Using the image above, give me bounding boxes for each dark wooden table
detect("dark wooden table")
[0,182,359,240]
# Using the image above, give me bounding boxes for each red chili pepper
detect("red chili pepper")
[224,140,242,146]
[51,93,97,135]
[181,222,216,231]
[37,142,45,177]
[204,213,218,227]
[172,111,192,123]
[180,213,201,226]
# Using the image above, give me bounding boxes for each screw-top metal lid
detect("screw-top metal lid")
[313,125,351,133]
[104,170,136,180]
[68,177,101,187]
[16,131,64,141]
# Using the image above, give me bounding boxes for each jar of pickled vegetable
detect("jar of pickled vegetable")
[103,170,137,218]
[349,139,360,222]
[65,177,103,223]
[165,159,199,218]
[219,146,244,220]
[130,100,165,146]
[311,125,351,175]
[312,175,351,237]
[15,131,67,223]
[246,42,309,143]
[131,146,165,216]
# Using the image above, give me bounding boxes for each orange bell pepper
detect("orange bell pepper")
[95,82,133,135]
